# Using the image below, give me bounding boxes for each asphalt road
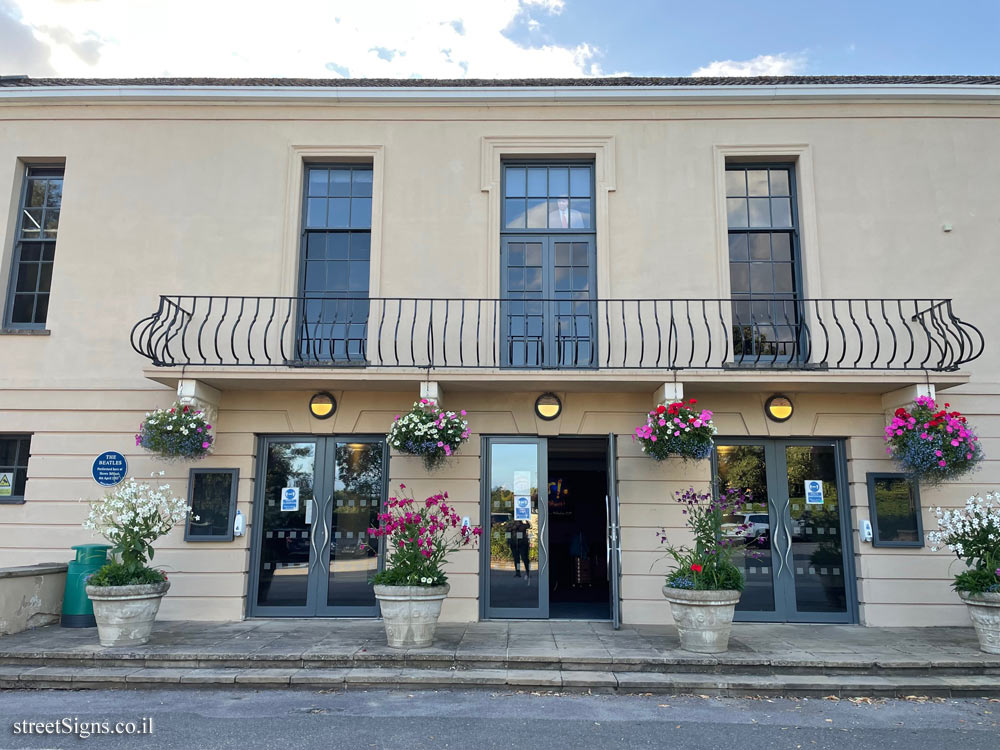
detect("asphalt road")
[1,688,997,749]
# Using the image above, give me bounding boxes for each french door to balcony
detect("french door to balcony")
[501,236,597,368]
[248,436,386,617]
[714,439,857,623]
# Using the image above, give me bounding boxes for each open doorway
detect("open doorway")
[547,437,610,620]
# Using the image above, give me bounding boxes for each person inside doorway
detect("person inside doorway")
[507,519,531,580]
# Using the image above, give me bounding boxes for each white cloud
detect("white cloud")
[691,53,807,78]
[6,0,609,78]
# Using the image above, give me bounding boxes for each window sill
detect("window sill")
[0,328,50,336]
[0,498,26,505]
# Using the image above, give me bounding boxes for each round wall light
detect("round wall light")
[309,392,337,420]
[765,394,794,423]
[534,392,562,421]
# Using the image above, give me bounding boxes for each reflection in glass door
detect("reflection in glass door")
[249,436,385,616]
[484,438,548,618]
[714,439,855,623]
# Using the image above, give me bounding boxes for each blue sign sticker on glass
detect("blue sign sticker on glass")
[92,451,128,487]
[514,495,531,521]
[281,487,300,512]
[805,480,825,505]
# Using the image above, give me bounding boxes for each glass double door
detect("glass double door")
[715,439,855,623]
[249,436,386,616]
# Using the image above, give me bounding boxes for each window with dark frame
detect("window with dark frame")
[500,162,597,368]
[185,468,239,541]
[298,164,373,363]
[866,472,923,547]
[725,164,801,362]
[6,165,64,328]
[0,435,31,504]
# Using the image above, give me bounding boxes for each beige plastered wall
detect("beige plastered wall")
[0,96,998,625]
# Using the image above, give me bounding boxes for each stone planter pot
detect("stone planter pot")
[662,586,741,654]
[374,583,450,648]
[959,591,1000,654]
[86,581,170,648]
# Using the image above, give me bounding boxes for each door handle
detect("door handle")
[782,513,793,573]
[308,495,320,571]
[605,495,611,576]
[772,501,786,579]
[539,501,549,577]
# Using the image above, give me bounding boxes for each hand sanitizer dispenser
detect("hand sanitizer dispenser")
[233,509,246,537]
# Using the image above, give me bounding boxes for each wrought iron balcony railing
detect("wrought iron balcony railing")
[130,296,984,372]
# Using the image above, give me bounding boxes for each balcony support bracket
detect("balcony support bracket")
[420,381,443,407]
[654,382,685,408]
[881,384,936,414]
[177,379,221,434]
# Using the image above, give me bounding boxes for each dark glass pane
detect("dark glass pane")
[307,233,326,259]
[526,198,546,228]
[0,438,16,466]
[348,261,369,292]
[14,467,27,497]
[10,294,34,324]
[26,179,46,207]
[308,169,328,197]
[42,210,59,238]
[750,263,774,293]
[328,233,349,259]
[329,198,350,228]
[748,198,770,227]
[786,445,846,613]
[19,242,42,261]
[328,442,383,608]
[350,198,372,228]
[729,263,749,293]
[769,169,790,196]
[873,477,920,544]
[351,169,373,197]
[726,198,748,228]
[749,233,771,260]
[306,198,326,228]
[508,243,525,267]
[570,199,590,228]
[34,294,48,324]
[728,233,748,260]
[508,267,524,291]
[44,180,62,208]
[554,267,570,291]
[747,170,769,196]
[188,472,235,537]
[572,267,588,291]
[525,267,542,291]
[37,263,53,294]
[549,168,569,197]
[41,244,55,262]
[328,261,349,290]
[525,242,542,267]
[15,263,38,292]
[771,198,792,227]
[716,444,775,613]
[330,170,351,197]
[304,262,325,292]
[349,233,370,259]
[526,168,547,197]
[554,243,570,266]
[774,263,794,293]
[570,167,591,197]
[505,167,526,197]
[256,442,316,608]
[571,243,588,266]
[725,170,746,197]
[771,233,791,261]
[505,199,526,228]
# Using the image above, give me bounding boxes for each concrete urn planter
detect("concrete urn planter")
[960,591,1000,654]
[662,586,741,654]
[374,584,450,648]
[85,581,170,647]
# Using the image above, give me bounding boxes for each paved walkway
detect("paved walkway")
[1,620,998,695]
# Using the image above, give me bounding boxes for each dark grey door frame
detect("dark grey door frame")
[607,432,622,629]
[713,436,858,624]
[246,434,387,617]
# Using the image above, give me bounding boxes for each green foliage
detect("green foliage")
[87,562,166,587]
[373,567,447,586]
[668,562,744,591]
[953,567,1000,595]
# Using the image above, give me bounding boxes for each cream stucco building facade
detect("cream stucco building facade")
[0,76,996,628]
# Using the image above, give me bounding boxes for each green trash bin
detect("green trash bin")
[61,543,111,628]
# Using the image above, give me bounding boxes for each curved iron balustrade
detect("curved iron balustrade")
[130,296,983,372]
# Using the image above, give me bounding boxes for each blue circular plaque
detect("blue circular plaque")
[92,451,128,487]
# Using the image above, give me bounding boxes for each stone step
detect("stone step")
[1,649,997,677]
[1,663,997,697]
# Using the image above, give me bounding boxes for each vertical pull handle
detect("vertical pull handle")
[539,499,549,577]
[308,495,319,570]
[605,494,611,577]
[782,513,793,573]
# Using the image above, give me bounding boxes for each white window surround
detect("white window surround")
[480,136,616,299]
[711,144,821,300]
[279,145,385,297]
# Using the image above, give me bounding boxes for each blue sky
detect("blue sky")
[1,0,997,79]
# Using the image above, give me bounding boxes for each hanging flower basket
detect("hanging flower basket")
[135,402,214,461]
[633,399,716,461]
[388,399,470,470]
[884,395,983,483]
